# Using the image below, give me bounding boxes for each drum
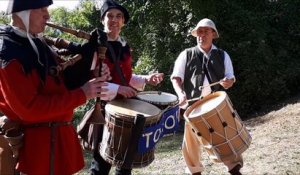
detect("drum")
[184,91,252,162]
[100,99,161,168]
[136,91,178,109]
[136,91,180,134]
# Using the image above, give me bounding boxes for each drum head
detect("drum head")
[137,91,178,106]
[105,99,161,119]
[189,91,227,118]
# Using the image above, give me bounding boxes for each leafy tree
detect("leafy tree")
[47,0,300,117]
[0,13,10,24]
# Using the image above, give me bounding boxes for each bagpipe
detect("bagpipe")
[44,22,106,125]
[44,22,103,77]
[45,23,150,169]
[44,23,181,169]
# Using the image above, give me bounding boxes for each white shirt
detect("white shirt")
[101,75,146,101]
[170,44,235,97]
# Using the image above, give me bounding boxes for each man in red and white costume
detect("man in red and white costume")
[0,0,111,174]
[89,0,164,175]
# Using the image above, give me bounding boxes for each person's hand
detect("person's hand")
[177,91,188,108]
[145,72,164,86]
[220,77,235,89]
[117,86,137,98]
[80,77,109,100]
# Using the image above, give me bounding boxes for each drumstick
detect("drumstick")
[188,81,221,102]
[199,80,221,90]
[187,96,203,102]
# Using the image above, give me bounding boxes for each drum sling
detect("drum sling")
[121,114,145,169]
[107,43,126,86]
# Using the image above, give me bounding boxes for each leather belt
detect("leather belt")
[23,121,72,175]
[23,121,72,128]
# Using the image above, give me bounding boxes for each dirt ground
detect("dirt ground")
[77,94,300,175]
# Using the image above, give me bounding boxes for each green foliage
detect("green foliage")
[46,1,99,42]
[48,0,300,118]
[72,99,95,126]
[121,0,300,116]
[0,13,10,24]
[214,0,300,115]
[120,0,194,75]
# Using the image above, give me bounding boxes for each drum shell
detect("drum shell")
[184,91,252,162]
[100,99,161,168]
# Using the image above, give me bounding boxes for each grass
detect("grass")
[76,133,185,175]
[76,94,300,175]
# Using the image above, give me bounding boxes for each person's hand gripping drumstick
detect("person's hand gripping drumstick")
[176,91,188,109]
[219,77,235,89]
[188,77,236,102]
[198,77,235,90]
[187,81,222,103]
[198,80,222,90]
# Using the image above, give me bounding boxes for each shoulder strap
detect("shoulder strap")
[106,43,127,86]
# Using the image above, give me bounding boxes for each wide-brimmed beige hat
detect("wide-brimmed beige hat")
[191,18,219,38]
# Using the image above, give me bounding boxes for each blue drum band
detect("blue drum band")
[138,105,180,154]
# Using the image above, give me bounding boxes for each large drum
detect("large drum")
[100,99,161,168]
[136,91,178,110]
[184,91,252,162]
